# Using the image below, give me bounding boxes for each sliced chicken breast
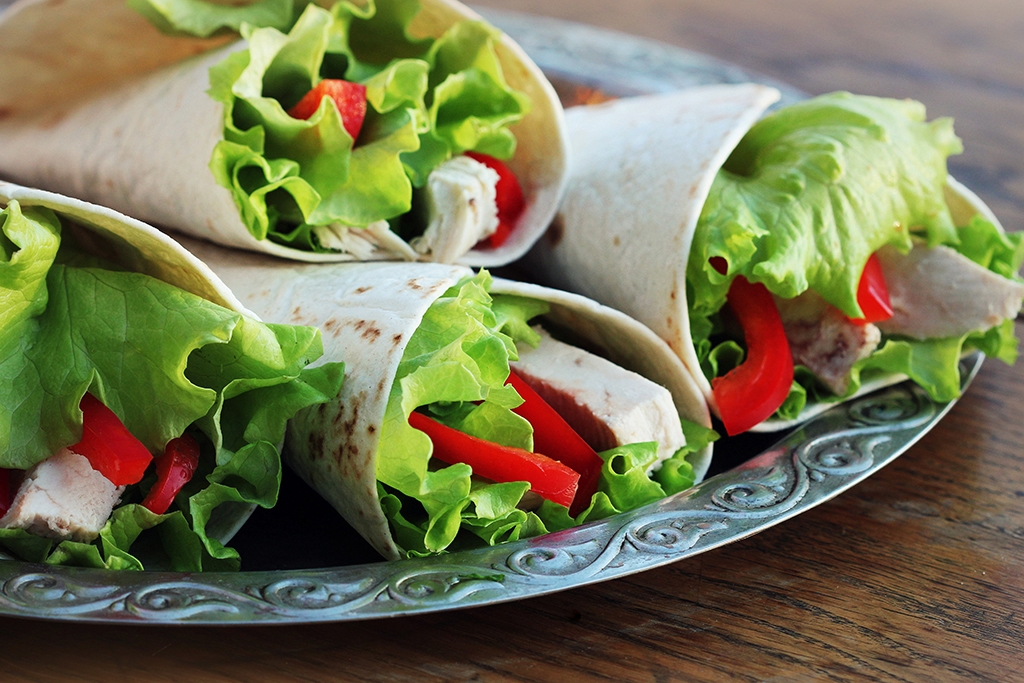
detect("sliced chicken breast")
[412,155,500,262]
[510,327,686,468]
[0,448,123,543]
[877,243,1024,339]
[775,291,881,395]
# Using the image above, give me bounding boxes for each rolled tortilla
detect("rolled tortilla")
[180,238,712,560]
[527,86,1024,431]
[0,0,567,267]
[0,179,340,568]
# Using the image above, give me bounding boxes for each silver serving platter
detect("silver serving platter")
[0,10,983,624]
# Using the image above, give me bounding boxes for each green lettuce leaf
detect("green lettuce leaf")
[0,202,345,569]
[375,271,711,556]
[689,92,962,319]
[128,0,296,37]
[183,0,529,250]
[687,92,1022,417]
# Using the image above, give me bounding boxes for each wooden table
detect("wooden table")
[4,1,1024,681]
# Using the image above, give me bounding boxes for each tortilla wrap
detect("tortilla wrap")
[0,0,567,267]
[179,238,712,559]
[527,85,1023,431]
[0,179,340,567]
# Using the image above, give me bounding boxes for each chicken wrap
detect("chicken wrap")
[529,86,1024,434]
[180,239,714,559]
[0,180,344,570]
[0,0,567,266]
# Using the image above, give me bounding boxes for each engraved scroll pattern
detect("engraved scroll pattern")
[0,376,953,624]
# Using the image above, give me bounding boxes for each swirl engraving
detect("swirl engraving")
[0,353,981,623]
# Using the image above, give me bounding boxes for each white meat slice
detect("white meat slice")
[411,155,500,262]
[876,243,1024,339]
[509,327,686,468]
[775,291,881,395]
[313,219,419,260]
[0,448,123,543]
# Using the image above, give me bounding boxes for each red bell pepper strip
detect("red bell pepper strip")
[849,252,893,325]
[408,411,579,509]
[287,79,367,142]
[465,151,526,248]
[0,468,11,517]
[505,371,603,515]
[709,259,794,436]
[141,433,201,515]
[72,394,153,486]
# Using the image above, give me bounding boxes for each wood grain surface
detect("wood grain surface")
[3,1,1024,681]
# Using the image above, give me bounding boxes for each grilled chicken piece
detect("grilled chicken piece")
[313,219,419,260]
[0,448,123,542]
[412,155,500,262]
[774,291,881,395]
[876,243,1024,339]
[510,327,685,468]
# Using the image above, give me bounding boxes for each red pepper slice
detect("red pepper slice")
[709,260,794,436]
[0,468,11,517]
[849,252,893,325]
[287,79,368,142]
[141,434,201,515]
[506,371,603,515]
[408,411,579,509]
[465,151,525,248]
[72,394,153,486]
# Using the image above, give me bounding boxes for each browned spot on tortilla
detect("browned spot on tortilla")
[323,319,337,332]
[293,306,302,317]
[407,279,424,291]
[544,213,565,247]
[354,286,372,294]
[392,333,403,345]
[613,235,621,247]
[688,182,701,200]
[307,430,325,461]
[338,403,361,439]
[337,442,359,467]
[670,287,677,301]
[666,315,675,330]
[362,326,381,341]
[377,378,387,393]
[367,425,376,434]
[353,319,366,331]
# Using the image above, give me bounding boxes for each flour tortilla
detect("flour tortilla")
[527,85,1005,431]
[0,179,258,543]
[179,239,711,559]
[0,0,567,267]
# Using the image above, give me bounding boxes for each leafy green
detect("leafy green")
[375,272,710,556]
[687,92,1023,416]
[128,0,296,37]
[149,0,531,250]
[0,201,344,569]
[689,92,962,319]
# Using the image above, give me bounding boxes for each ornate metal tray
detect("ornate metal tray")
[0,10,982,624]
